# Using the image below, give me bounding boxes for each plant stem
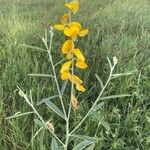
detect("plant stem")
[70,65,115,135]
[18,87,64,146]
[46,29,67,120]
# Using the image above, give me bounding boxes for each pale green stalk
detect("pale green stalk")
[43,29,67,120]
[70,64,116,135]
[64,0,74,149]
[18,87,64,146]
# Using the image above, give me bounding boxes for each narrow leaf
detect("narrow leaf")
[19,44,47,52]
[73,140,93,150]
[61,80,68,95]
[34,119,45,127]
[95,74,104,88]
[51,138,58,150]
[89,102,104,115]
[71,134,96,142]
[28,73,53,78]
[99,94,131,100]
[37,95,59,105]
[111,70,137,79]
[6,111,34,119]
[42,100,65,119]
[93,113,110,131]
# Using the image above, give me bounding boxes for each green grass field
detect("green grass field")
[0,0,150,149]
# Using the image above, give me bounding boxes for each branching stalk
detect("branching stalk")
[70,64,116,135]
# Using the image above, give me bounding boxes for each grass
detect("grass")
[0,0,150,149]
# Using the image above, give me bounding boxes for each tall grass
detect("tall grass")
[0,0,150,149]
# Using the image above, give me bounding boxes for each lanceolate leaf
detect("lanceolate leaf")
[37,95,59,105]
[40,99,65,119]
[99,94,131,100]
[71,134,96,142]
[6,111,34,119]
[51,138,58,150]
[72,140,93,150]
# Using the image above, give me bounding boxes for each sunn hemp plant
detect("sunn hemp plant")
[7,0,131,149]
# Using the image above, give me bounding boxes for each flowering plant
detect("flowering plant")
[7,0,131,149]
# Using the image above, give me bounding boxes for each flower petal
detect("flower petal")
[62,40,74,54]
[61,13,69,25]
[54,24,64,30]
[70,22,81,30]
[65,0,79,14]
[78,29,89,37]
[61,71,71,80]
[76,61,88,69]
[73,48,85,62]
[69,74,83,85]
[76,84,86,92]
[64,26,80,38]
[60,61,72,73]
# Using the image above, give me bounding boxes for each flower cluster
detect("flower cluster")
[54,0,88,93]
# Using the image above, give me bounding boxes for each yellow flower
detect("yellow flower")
[69,74,86,92]
[73,48,85,62]
[54,24,65,31]
[73,49,88,69]
[65,0,79,14]
[60,61,72,73]
[76,83,86,92]
[64,22,89,39]
[54,13,69,31]
[76,61,88,69]
[62,40,74,54]
[69,74,83,85]
[61,71,71,80]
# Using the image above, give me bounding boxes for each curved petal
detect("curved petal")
[76,61,88,69]
[61,71,71,80]
[76,83,86,92]
[62,40,74,54]
[73,48,85,61]
[69,74,83,85]
[54,24,64,31]
[64,26,80,38]
[65,0,79,14]
[78,29,89,37]
[60,61,72,73]
[70,22,81,30]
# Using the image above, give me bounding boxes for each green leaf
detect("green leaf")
[37,95,59,105]
[71,134,96,142]
[111,70,137,79]
[89,102,104,115]
[99,94,131,100]
[72,140,93,150]
[34,119,45,127]
[93,113,110,131]
[28,73,53,78]
[61,80,68,95]
[19,44,47,52]
[85,143,95,150]
[6,111,34,119]
[95,74,104,89]
[40,99,65,119]
[51,138,58,150]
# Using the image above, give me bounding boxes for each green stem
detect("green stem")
[70,66,115,135]
[47,29,67,120]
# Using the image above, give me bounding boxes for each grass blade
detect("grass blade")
[6,111,34,119]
